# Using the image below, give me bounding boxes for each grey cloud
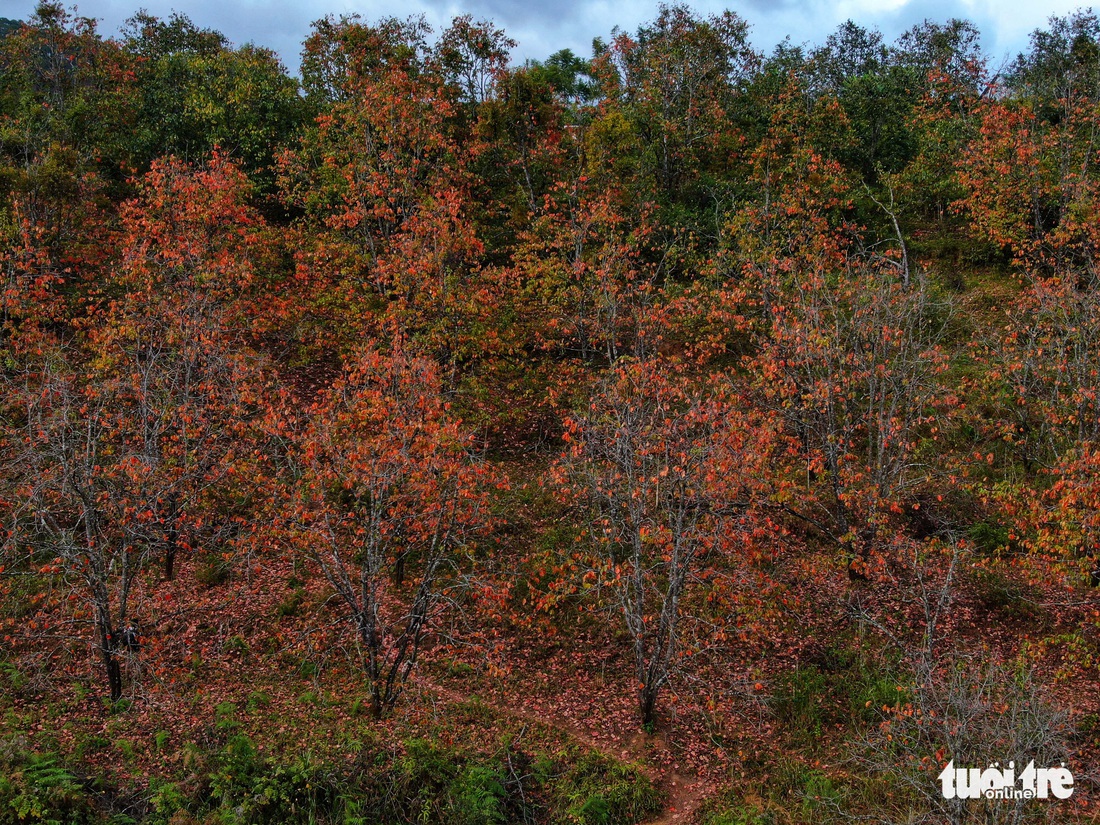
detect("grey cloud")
[4,0,1078,73]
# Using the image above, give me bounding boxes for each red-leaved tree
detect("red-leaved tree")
[563,357,771,725]
[285,347,496,716]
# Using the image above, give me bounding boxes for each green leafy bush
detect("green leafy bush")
[194,554,231,586]
[0,746,95,825]
[449,764,507,825]
[556,750,662,825]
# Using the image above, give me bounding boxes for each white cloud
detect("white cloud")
[3,0,1090,71]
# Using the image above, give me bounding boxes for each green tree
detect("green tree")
[122,11,306,189]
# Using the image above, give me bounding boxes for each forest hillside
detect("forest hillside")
[2,3,1100,823]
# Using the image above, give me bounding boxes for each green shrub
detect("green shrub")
[573,794,611,825]
[202,735,341,824]
[0,723,665,825]
[800,769,842,815]
[275,589,303,617]
[449,764,506,825]
[213,702,237,732]
[557,750,662,825]
[0,661,26,694]
[0,746,96,825]
[702,805,773,825]
[771,666,830,741]
[194,554,231,587]
[222,635,249,655]
[968,520,1011,556]
[851,670,905,726]
[147,777,187,822]
[772,644,904,741]
[399,738,458,821]
[74,734,111,761]
[245,692,270,714]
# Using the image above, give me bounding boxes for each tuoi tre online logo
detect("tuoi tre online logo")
[938,760,1073,800]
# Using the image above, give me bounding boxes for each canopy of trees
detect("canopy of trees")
[1,3,1099,823]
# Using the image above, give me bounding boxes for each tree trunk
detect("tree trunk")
[164,533,177,581]
[99,625,123,702]
[393,552,405,587]
[106,655,122,703]
[639,682,659,728]
[163,497,181,581]
[370,691,385,718]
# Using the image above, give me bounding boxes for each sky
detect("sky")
[2,0,1093,74]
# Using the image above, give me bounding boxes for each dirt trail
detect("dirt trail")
[644,773,707,824]
[415,677,710,825]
